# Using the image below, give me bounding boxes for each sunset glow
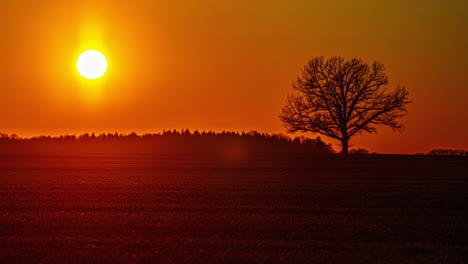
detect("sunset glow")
[0,2,467,262]
[0,0,466,153]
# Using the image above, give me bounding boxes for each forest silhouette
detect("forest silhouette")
[0,130,334,155]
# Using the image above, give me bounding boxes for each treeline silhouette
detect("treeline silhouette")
[0,130,334,155]
[426,149,468,156]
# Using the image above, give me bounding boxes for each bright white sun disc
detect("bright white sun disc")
[77,50,107,79]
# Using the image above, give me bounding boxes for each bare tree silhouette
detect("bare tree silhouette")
[280,56,410,154]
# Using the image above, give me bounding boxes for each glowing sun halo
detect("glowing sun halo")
[77,50,108,79]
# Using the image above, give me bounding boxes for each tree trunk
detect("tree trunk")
[341,138,349,155]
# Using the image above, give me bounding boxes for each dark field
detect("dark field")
[0,154,467,263]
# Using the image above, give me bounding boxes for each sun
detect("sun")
[77,50,108,80]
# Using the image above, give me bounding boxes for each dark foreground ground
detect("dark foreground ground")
[0,153,467,263]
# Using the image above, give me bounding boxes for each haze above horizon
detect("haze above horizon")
[1,0,467,154]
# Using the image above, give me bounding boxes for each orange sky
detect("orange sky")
[1,0,467,154]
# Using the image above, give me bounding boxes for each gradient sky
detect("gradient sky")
[1,0,467,153]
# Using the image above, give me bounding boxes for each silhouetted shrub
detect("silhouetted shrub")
[349,148,370,155]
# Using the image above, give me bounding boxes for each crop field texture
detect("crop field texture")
[0,154,467,263]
